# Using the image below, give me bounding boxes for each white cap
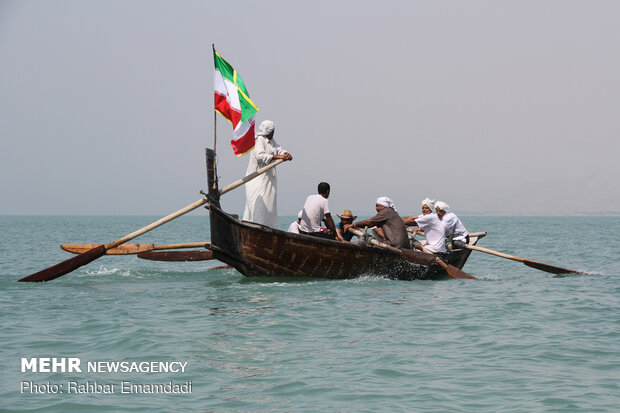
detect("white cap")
[257,120,275,136]
[421,198,436,212]
[435,201,450,212]
[376,197,397,213]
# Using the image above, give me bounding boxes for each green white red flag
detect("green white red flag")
[213,47,258,156]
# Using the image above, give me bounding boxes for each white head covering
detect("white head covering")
[435,201,450,212]
[257,120,275,137]
[376,197,398,214]
[421,198,436,212]
[297,210,303,219]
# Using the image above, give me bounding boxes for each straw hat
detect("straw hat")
[337,209,357,220]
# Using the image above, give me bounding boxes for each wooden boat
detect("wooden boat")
[208,202,485,280]
[206,150,485,280]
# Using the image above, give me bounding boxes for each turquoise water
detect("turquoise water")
[1,215,619,412]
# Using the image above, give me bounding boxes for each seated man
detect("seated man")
[402,198,447,253]
[343,197,410,249]
[287,210,303,234]
[435,201,469,249]
[299,182,337,239]
[335,210,357,242]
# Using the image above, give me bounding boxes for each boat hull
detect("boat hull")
[208,204,483,280]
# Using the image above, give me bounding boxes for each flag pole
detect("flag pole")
[212,43,218,191]
[213,108,217,191]
[212,44,217,153]
[213,111,217,152]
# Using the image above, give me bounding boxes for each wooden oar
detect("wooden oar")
[218,159,285,195]
[137,250,213,261]
[61,242,211,255]
[416,244,477,280]
[18,198,210,282]
[419,245,477,279]
[348,229,439,265]
[349,228,476,279]
[404,227,477,279]
[18,159,286,282]
[465,244,584,275]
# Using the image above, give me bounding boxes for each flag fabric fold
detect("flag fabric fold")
[213,48,259,156]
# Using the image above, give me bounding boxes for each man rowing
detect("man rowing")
[402,198,447,253]
[435,201,469,249]
[343,197,410,249]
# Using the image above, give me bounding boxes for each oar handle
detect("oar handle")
[348,227,438,265]
[219,159,286,195]
[109,158,287,247]
[347,227,400,253]
[153,242,211,250]
[106,197,209,250]
[108,158,284,248]
[465,244,524,262]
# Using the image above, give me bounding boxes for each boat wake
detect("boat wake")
[552,269,601,277]
[83,266,131,277]
[476,272,501,281]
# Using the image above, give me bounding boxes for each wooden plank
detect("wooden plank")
[61,244,155,255]
[137,250,214,261]
[61,242,211,255]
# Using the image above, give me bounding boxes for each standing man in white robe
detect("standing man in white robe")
[243,120,293,228]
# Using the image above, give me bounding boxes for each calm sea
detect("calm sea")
[1,215,619,412]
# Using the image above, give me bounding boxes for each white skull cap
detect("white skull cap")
[257,120,275,136]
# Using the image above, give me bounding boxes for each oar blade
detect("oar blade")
[137,250,214,262]
[523,260,583,275]
[444,264,478,280]
[19,245,107,282]
[399,249,436,265]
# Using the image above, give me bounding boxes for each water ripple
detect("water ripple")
[1,216,619,411]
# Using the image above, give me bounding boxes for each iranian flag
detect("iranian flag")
[213,48,259,156]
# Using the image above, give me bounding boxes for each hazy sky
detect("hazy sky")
[1,0,619,217]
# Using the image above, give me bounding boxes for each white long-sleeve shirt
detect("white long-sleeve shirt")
[440,211,469,243]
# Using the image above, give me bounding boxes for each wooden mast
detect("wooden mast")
[206,43,217,193]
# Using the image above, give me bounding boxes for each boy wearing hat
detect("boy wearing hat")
[335,210,357,242]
